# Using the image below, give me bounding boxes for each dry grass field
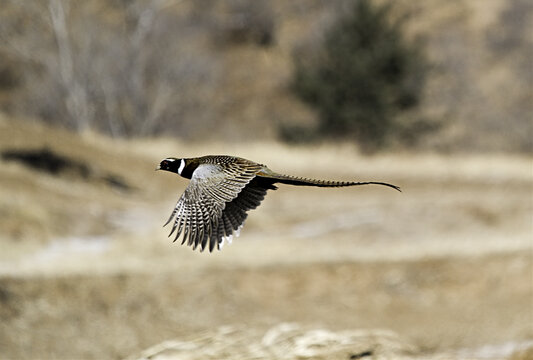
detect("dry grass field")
[0,120,532,359]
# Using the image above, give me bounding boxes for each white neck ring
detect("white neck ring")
[177,159,186,175]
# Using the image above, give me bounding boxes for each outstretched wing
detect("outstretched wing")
[164,160,264,252]
[211,177,277,249]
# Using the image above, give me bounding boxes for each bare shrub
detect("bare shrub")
[0,0,220,137]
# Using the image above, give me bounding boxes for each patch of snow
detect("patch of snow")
[30,236,110,263]
[456,340,533,359]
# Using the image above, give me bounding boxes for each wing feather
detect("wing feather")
[164,161,264,251]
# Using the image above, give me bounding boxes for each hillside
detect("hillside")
[0,119,532,359]
[0,0,531,151]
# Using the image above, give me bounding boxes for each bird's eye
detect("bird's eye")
[161,161,167,167]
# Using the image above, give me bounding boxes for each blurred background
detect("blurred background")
[0,0,531,359]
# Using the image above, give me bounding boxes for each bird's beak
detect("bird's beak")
[155,165,161,171]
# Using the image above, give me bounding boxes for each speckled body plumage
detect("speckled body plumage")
[157,155,400,252]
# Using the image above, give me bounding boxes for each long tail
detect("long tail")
[259,172,401,192]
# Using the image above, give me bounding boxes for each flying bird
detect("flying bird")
[157,155,400,252]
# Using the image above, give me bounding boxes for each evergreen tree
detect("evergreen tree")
[288,0,427,152]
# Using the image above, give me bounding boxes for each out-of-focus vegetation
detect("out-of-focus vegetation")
[0,0,531,151]
[284,0,430,152]
[0,0,223,137]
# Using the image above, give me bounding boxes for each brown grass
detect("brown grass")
[0,120,532,359]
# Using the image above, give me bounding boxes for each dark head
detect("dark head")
[156,157,185,175]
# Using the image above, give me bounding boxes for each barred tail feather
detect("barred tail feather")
[262,173,401,192]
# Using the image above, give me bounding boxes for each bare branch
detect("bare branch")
[48,0,92,132]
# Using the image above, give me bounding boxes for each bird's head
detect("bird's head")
[156,157,185,175]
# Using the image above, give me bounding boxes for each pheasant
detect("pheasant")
[157,155,400,252]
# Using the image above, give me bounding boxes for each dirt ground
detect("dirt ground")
[0,121,532,359]
[1,252,532,359]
